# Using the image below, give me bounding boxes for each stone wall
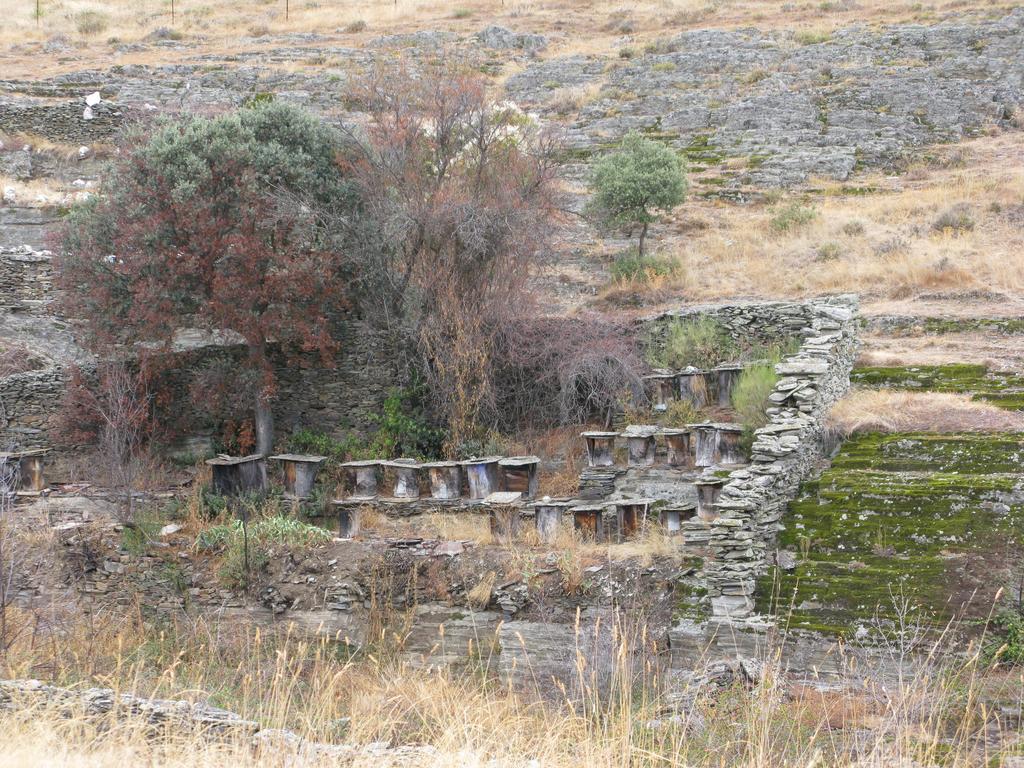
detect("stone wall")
[0,99,125,144]
[0,368,66,451]
[0,247,53,312]
[697,295,859,619]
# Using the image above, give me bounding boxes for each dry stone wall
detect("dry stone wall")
[699,296,859,618]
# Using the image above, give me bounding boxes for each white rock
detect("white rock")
[85,91,101,106]
[78,145,91,159]
[2,187,16,203]
[83,106,94,120]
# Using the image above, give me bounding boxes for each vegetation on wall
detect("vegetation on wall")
[646,317,740,370]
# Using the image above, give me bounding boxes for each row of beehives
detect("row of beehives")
[642,363,745,411]
[338,455,542,502]
[582,423,746,469]
[330,490,723,544]
[204,452,543,503]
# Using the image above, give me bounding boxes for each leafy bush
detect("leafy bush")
[288,385,443,462]
[609,251,682,284]
[647,317,739,370]
[369,386,444,459]
[769,202,817,233]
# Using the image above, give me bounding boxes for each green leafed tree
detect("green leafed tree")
[587,131,688,257]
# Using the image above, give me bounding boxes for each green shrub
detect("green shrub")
[769,202,817,233]
[732,363,777,431]
[452,7,472,17]
[609,251,681,283]
[648,317,739,370]
[343,19,367,32]
[289,385,442,462]
[75,10,109,35]
[985,610,1024,667]
[815,242,842,261]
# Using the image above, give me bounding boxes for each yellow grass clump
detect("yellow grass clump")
[828,389,1024,435]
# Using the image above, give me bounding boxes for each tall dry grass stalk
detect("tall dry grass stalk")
[0,594,1021,766]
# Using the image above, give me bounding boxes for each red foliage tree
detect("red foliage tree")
[56,102,349,454]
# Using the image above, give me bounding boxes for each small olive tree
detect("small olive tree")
[588,131,687,257]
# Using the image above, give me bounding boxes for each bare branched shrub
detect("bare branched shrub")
[487,314,645,431]
[56,363,154,525]
[0,451,24,655]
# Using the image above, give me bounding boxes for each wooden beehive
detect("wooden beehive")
[206,454,267,497]
[499,456,541,499]
[269,454,326,499]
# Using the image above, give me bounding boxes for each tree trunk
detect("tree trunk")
[254,397,274,457]
[638,221,648,258]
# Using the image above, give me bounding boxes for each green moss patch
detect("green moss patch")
[851,364,1024,411]
[756,432,1024,636]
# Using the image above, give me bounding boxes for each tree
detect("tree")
[588,131,687,257]
[57,100,352,455]
[336,65,562,451]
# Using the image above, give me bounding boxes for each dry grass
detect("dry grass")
[0,600,1022,767]
[828,389,1024,435]
[858,332,1024,373]
[620,133,1024,307]
[3,0,1014,78]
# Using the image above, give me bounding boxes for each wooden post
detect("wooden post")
[623,426,658,467]
[676,368,709,408]
[340,460,381,497]
[581,431,618,467]
[713,364,744,408]
[462,457,501,500]
[205,454,267,497]
[486,491,523,543]
[572,503,606,542]
[331,499,362,538]
[384,459,421,500]
[269,454,326,500]
[660,501,696,535]
[694,478,725,521]
[422,461,463,500]
[532,499,572,544]
[717,425,746,465]
[499,456,541,499]
[614,498,653,541]
[660,428,693,469]
[690,424,720,468]
[642,371,677,412]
